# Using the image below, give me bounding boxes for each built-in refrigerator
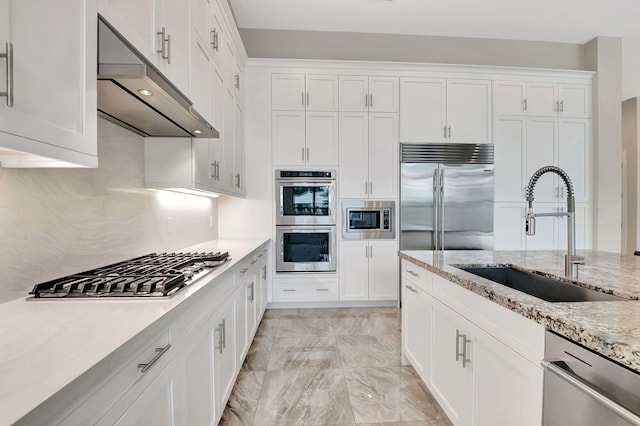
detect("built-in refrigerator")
[400,143,494,250]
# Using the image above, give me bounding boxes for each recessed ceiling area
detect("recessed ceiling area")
[228,0,640,100]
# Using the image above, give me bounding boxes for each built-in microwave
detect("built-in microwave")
[275,170,336,226]
[343,200,395,240]
[276,226,337,272]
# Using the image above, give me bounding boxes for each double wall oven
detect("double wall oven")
[275,170,337,272]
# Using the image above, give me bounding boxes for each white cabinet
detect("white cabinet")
[400,77,491,144]
[339,240,398,301]
[272,110,339,166]
[493,203,525,250]
[212,292,236,418]
[183,327,215,426]
[98,0,157,61]
[402,276,432,384]
[402,264,545,426]
[156,0,190,95]
[339,75,398,112]
[430,298,470,425]
[493,80,591,118]
[0,0,97,167]
[272,74,339,111]
[272,277,339,302]
[191,0,226,67]
[236,264,257,365]
[493,116,525,202]
[339,112,398,198]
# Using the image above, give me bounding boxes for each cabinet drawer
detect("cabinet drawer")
[402,259,431,293]
[273,279,339,302]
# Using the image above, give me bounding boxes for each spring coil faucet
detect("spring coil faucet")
[525,166,584,279]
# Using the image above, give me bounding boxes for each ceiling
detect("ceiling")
[228,0,640,100]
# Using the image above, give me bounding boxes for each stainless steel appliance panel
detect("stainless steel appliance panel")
[400,163,438,250]
[400,143,494,251]
[542,331,640,426]
[440,164,494,249]
[343,200,395,240]
[276,226,337,272]
[275,170,336,226]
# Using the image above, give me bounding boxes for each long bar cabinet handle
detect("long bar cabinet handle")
[0,42,13,107]
[138,343,171,373]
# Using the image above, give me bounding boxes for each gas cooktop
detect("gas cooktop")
[28,251,230,299]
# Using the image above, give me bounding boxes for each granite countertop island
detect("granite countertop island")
[399,249,640,374]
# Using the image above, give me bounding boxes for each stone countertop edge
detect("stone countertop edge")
[399,250,640,375]
[0,238,270,426]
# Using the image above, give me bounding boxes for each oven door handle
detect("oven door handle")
[541,359,640,425]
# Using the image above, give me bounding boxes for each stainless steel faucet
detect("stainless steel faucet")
[524,166,584,279]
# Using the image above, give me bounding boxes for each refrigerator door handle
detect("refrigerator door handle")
[433,168,440,250]
[440,168,445,250]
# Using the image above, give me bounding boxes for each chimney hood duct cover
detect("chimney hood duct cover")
[97,17,219,138]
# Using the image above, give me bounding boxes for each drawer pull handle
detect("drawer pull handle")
[405,284,418,293]
[138,343,171,373]
[0,42,13,107]
[240,267,249,274]
[316,288,329,292]
[407,270,419,277]
[283,289,296,292]
[250,259,258,264]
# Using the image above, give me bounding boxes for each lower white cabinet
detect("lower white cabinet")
[183,326,215,426]
[272,277,339,302]
[212,299,236,418]
[401,262,544,426]
[339,240,398,301]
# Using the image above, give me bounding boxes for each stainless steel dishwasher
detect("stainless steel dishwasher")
[542,331,640,425]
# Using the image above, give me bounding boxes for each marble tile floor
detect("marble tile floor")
[220,307,452,426]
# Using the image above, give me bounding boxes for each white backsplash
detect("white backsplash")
[0,119,218,303]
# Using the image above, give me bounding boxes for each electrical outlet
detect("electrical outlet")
[209,215,213,227]
[166,217,173,235]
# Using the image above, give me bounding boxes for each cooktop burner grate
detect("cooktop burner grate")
[29,251,230,299]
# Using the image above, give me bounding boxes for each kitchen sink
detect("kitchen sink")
[452,264,627,303]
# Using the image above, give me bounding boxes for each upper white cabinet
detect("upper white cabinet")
[0,0,97,167]
[400,77,491,144]
[493,80,591,118]
[272,74,339,111]
[98,0,157,61]
[157,0,190,93]
[272,110,339,166]
[339,112,398,198]
[191,0,225,66]
[339,75,398,112]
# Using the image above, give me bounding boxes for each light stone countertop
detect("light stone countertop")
[0,238,269,426]
[399,249,640,374]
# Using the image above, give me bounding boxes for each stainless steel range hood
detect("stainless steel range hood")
[97,16,218,138]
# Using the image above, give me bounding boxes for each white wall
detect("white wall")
[0,119,218,303]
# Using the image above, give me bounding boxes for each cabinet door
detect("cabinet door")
[98,0,157,61]
[158,0,190,94]
[559,84,591,118]
[369,76,399,113]
[193,139,214,187]
[213,302,236,419]
[493,204,525,250]
[369,241,398,300]
[468,323,543,426]
[558,118,591,202]
[369,113,398,198]
[234,283,248,366]
[306,74,339,111]
[209,2,225,66]
[402,281,431,383]
[184,329,215,426]
[272,111,306,166]
[493,116,525,202]
[223,88,236,186]
[0,0,97,167]
[339,112,369,198]
[306,112,339,166]
[525,117,557,202]
[191,0,210,50]
[430,299,470,426]
[446,79,492,144]
[114,360,183,425]
[399,77,446,143]
[190,36,212,121]
[232,100,244,193]
[526,82,558,116]
[339,241,370,301]
[492,81,526,116]
[210,67,225,185]
[272,74,305,111]
[339,75,368,112]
